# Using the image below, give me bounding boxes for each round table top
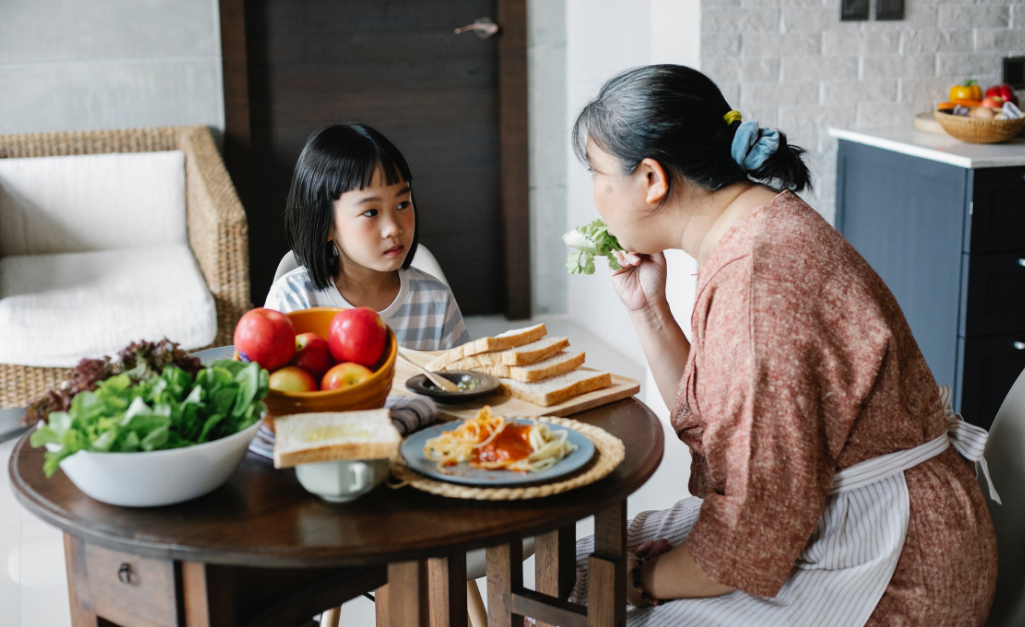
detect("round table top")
[9,398,664,568]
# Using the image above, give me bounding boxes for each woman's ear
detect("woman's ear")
[639,158,669,205]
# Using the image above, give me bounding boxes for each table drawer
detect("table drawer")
[960,252,1025,337]
[967,167,1025,253]
[82,543,180,627]
[956,335,1025,431]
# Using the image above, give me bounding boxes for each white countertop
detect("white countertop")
[828,127,1025,168]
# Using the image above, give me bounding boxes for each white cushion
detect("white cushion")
[0,245,217,367]
[0,151,186,257]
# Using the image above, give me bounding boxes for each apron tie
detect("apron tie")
[939,385,1001,505]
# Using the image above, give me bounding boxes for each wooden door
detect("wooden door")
[219,0,528,317]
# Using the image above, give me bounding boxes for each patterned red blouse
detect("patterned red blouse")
[673,191,997,625]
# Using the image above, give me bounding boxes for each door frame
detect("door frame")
[218,0,531,319]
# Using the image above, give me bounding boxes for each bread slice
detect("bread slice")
[500,369,612,407]
[426,324,547,371]
[272,410,400,468]
[443,337,569,370]
[471,351,585,382]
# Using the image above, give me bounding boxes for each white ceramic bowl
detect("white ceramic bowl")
[52,421,261,507]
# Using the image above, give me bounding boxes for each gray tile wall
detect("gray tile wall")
[700,0,1025,223]
[0,0,224,137]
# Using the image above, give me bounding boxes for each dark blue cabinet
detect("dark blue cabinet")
[836,139,1025,430]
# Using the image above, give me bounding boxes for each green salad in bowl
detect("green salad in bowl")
[24,339,270,507]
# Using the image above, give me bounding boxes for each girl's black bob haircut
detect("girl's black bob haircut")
[284,123,419,290]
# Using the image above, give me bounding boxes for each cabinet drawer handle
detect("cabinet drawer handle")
[117,563,132,584]
[1015,342,1025,351]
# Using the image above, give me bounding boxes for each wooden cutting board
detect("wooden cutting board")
[391,349,641,422]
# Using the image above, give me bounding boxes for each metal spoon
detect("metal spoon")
[396,349,461,392]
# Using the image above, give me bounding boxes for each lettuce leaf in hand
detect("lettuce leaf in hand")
[564,219,625,275]
[30,359,269,477]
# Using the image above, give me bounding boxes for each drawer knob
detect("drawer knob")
[1014,342,1025,351]
[117,563,132,584]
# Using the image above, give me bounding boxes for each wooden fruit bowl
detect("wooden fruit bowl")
[934,108,1025,144]
[261,307,396,426]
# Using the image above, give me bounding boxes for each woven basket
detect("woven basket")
[934,109,1025,144]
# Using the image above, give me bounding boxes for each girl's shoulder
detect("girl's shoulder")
[265,266,336,312]
[402,266,454,296]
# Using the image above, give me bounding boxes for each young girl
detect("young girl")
[265,124,470,351]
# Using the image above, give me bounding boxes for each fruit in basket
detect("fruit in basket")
[321,362,374,391]
[985,83,1018,106]
[980,96,1006,108]
[269,366,319,393]
[328,308,387,368]
[949,79,982,106]
[291,332,334,378]
[970,107,997,120]
[235,308,296,371]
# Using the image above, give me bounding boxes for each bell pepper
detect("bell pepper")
[985,83,1019,106]
[949,79,982,106]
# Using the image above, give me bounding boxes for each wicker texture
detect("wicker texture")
[389,417,625,500]
[934,110,1025,144]
[0,125,251,408]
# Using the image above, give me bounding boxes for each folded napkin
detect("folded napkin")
[247,393,439,461]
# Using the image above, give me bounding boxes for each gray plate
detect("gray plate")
[400,418,595,486]
[190,345,236,364]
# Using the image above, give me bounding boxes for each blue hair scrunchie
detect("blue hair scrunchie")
[730,120,780,171]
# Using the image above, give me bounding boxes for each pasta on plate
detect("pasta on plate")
[423,407,576,473]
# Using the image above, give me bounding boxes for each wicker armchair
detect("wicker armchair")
[0,125,251,408]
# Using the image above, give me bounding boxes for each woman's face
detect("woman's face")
[585,138,668,254]
[330,166,415,274]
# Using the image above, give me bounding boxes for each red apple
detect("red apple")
[268,366,318,393]
[234,308,295,371]
[328,307,388,368]
[291,332,334,378]
[321,362,373,391]
[980,96,1005,108]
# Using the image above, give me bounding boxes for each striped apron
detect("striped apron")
[568,386,1000,626]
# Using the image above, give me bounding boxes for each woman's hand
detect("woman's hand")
[610,250,668,314]
[626,539,674,607]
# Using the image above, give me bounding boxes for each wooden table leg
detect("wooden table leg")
[486,542,524,627]
[535,525,576,627]
[181,562,239,627]
[63,535,98,627]
[388,560,429,627]
[588,500,627,627]
[375,584,390,627]
[428,554,468,627]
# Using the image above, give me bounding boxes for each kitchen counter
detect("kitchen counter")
[828,127,1025,169]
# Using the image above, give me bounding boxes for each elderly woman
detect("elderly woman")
[567,65,998,626]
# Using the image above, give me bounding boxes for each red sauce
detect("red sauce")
[473,423,533,464]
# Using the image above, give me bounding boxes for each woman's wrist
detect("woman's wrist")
[628,299,672,327]
[630,555,663,607]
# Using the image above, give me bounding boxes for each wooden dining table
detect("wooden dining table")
[9,397,663,627]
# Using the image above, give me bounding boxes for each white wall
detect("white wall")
[0,0,224,138]
[565,0,702,417]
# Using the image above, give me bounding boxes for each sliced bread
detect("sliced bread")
[273,409,399,468]
[426,324,547,371]
[471,351,585,382]
[500,369,612,407]
[443,336,569,370]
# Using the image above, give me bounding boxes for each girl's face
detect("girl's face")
[585,138,669,255]
[330,166,415,274]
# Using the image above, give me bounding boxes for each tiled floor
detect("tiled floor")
[1,315,692,627]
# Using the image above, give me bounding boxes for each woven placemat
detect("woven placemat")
[389,416,625,501]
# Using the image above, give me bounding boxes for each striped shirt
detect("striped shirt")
[264,266,470,351]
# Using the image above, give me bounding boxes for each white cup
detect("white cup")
[294,458,390,503]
